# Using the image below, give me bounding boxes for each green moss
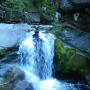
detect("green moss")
[54,39,90,76]
[0,50,7,58]
[48,26,64,36]
[65,54,88,74]
[0,46,18,59]
[41,0,55,17]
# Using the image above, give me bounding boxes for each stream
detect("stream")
[18,30,77,90]
[0,24,90,90]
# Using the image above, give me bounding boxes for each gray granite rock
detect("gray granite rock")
[13,80,33,90]
[0,23,32,49]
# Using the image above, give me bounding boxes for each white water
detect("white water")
[18,30,77,90]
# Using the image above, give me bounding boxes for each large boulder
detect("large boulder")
[49,26,90,83]
[0,64,25,90]
[0,23,31,49]
[54,39,90,82]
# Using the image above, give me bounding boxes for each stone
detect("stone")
[70,0,90,5]
[0,23,31,49]
[13,80,34,90]
[60,30,90,57]
[54,38,90,82]
[0,64,25,90]
[0,64,25,80]
[60,0,73,10]
[23,11,40,23]
[49,27,90,81]
[0,64,10,77]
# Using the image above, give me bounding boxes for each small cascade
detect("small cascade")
[18,29,77,90]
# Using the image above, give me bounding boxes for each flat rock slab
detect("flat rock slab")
[0,23,53,50]
[60,31,90,57]
[0,23,32,49]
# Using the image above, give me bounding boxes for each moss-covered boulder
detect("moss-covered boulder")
[54,38,90,82]
[48,26,90,79]
[48,26,63,36]
[0,46,19,64]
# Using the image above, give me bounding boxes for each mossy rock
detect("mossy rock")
[0,50,7,58]
[54,39,90,76]
[0,65,25,90]
[0,46,18,59]
[47,26,64,36]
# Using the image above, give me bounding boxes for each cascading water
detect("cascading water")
[19,31,55,79]
[18,29,77,90]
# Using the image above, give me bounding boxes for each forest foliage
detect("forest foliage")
[0,0,53,11]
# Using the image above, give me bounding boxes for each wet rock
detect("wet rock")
[0,23,32,50]
[0,64,14,90]
[54,38,90,82]
[85,75,90,85]
[0,45,19,63]
[0,51,18,63]
[40,13,53,24]
[24,11,40,23]
[22,10,40,24]
[60,31,90,58]
[49,26,90,82]
[0,64,10,77]
[0,64,25,81]
[13,80,33,90]
[0,64,25,90]
[75,83,90,90]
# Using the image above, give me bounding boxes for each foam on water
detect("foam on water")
[18,31,77,90]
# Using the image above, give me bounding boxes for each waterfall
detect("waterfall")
[18,30,77,90]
